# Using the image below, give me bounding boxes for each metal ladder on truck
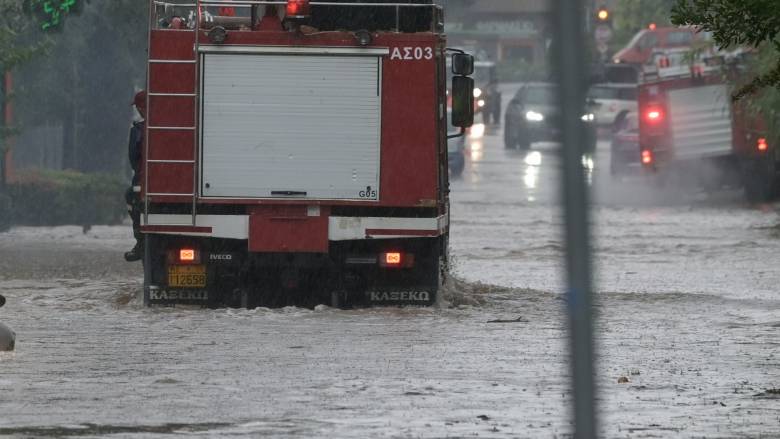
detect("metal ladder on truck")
[143,0,202,228]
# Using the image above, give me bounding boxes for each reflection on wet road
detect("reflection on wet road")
[0,84,779,438]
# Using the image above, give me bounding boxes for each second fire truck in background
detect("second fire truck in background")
[637,45,777,201]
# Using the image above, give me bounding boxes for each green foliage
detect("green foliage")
[671,0,780,95]
[23,0,86,31]
[0,0,47,156]
[6,169,125,226]
[0,192,10,231]
[672,0,779,48]
[745,46,780,144]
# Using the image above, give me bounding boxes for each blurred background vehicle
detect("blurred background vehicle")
[610,111,641,176]
[612,26,704,65]
[587,83,638,132]
[504,82,596,152]
[637,45,776,202]
[472,61,502,125]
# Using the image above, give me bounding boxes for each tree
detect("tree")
[15,0,146,173]
[0,0,46,187]
[671,0,780,98]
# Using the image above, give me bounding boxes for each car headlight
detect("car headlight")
[469,123,485,139]
[525,111,544,122]
[581,113,595,122]
[473,87,482,98]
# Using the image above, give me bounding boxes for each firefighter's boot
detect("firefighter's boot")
[124,241,143,262]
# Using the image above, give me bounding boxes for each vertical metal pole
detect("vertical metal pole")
[552,0,598,438]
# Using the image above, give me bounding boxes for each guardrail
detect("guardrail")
[151,0,443,33]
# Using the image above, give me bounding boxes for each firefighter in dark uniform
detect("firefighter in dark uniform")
[124,91,146,262]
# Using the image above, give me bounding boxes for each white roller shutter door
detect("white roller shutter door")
[200,51,382,200]
[668,84,733,159]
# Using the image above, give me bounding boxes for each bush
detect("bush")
[0,192,10,232]
[6,169,126,227]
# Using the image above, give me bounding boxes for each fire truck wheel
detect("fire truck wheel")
[330,290,346,309]
[142,234,158,307]
[142,234,169,307]
[421,238,444,305]
[743,158,775,203]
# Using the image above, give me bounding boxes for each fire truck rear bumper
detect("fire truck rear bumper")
[140,214,448,242]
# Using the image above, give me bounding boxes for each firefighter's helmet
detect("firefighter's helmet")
[132,91,147,117]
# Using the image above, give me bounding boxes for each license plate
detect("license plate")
[168,265,206,288]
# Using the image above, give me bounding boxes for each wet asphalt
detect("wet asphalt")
[0,87,779,437]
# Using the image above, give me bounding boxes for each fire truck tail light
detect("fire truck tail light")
[379,252,415,268]
[641,150,653,165]
[180,248,196,262]
[286,0,311,19]
[757,137,768,152]
[646,108,663,122]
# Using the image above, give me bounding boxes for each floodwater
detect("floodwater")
[1,85,779,438]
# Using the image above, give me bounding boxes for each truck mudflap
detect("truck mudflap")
[366,290,435,306]
[145,287,438,308]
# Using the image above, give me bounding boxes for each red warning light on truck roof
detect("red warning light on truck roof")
[286,0,311,18]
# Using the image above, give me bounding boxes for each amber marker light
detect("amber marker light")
[180,249,196,262]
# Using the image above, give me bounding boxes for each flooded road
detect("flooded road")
[1,91,780,437]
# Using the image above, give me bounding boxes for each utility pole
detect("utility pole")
[553,0,598,437]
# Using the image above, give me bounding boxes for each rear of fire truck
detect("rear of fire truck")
[638,46,776,201]
[140,0,474,308]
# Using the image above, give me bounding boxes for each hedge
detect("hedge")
[2,169,126,227]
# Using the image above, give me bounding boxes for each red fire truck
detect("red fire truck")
[638,47,776,201]
[140,0,474,308]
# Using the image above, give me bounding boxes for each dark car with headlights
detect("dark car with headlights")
[473,61,501,125]
[504,82,597,152]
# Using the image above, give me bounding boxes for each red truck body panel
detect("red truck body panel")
[145,30,444,208]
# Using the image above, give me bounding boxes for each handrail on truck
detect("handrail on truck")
[152,0,443,33]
